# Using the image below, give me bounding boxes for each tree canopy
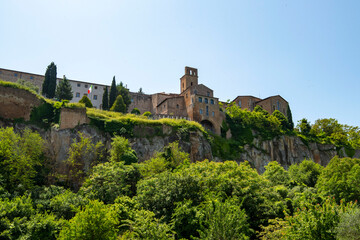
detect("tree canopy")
[55,75,73,101]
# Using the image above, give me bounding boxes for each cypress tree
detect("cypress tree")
[48,62,57,98]
[287,105,294,130]
[110,95,126,113]
[42,62,57,98]
[117,81,131,112]
[102,87,109,110]
[55,75,73,101]
[109,76,117,109]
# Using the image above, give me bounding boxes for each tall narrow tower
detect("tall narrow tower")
[180,66,198,93]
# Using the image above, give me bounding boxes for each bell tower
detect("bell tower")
[180,66,198,93]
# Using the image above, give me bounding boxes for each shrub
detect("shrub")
[131,108,140,115]
[78,95,93,108]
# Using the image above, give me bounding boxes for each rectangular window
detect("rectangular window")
[77,83,81,87]
[76,92,80,98]
[199,109,203,114]
[206,106,209,116]
[14,73,17,77]
[198,97,202,103]
[0,71,2,74]
[85,84,88,88]
[94,86,98,90]
[212,111,215,117]
[93,95,97,100]
[207,91,210,96]
[205,98,208,104]
[30,76,34,80]
[210,99,214,105]
[238,100,241,107]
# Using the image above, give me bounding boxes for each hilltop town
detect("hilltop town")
[0,66,288,135]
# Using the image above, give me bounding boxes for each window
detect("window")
[30,76,34,80]
[131,98,134,103]
[198,97,202,103]
[93,95,97,100]
[194,90,197,94]
[191,82,193,86]
[206,106,209,116]
[0,70,2,74]
[85,84,88,88]
[212,111,215,117]
[210,99,214,105]
[176,104,179,109]
[94,86,98,90]
[205,98,208,104]
[14,73,17,77]
[277,101,280,110]
[238,100,241,107]
[76,92,80,98]
[200,109,203,114]
[207,91,210,96]
[77,83,81,87]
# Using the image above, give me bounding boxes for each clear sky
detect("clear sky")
[1,0,359,127]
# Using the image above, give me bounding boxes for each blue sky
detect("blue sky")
[1,0,359,127]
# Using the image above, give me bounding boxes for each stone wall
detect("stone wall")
[59,108,89,129]
[256,95,288,115]
[0,85,43,121]
[128,92,152,114]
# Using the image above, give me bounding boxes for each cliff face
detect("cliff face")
[4,121,359,174]
[235,135,360,173]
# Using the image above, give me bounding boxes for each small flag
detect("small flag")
[88,85,93,94]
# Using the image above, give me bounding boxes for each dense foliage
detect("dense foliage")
[102,87,109,110]
[1,126,360,239]
[109,76,117,109]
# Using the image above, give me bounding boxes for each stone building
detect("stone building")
[128,67,225,134]
[0,68,109,109]
[232,95,289,116]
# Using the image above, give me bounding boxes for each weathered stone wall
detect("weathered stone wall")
[0,68,44,91]
[59,108,89,129]
[233,96,262,111]
[256,95,288,115]
[0,85,43,121]
[128,92,152,114]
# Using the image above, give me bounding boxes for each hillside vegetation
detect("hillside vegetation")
[0,127,360,239]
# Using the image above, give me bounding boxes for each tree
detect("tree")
[110,95,126,113]
[117,81,131,112]
[42,62,57,98]
[336,209,360,240]
[102,87,109,110]
[317,156,360,203]
[138,87,144,94]
[297,118,311,136]
[263,161,290,186]
[109,76,117,109]
[58,200,118,240]
[289,159,323,187]
[0,128,44,192]
[79,95,93,108]
[131,108,140,115]
[110,136,138,165]
[286,105,294,130]
[55,75,73,101]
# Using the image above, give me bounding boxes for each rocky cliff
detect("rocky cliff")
[235,135,360,173]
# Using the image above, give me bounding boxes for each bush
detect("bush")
[131,108,140,115]
[110,135,138,164]
[78,95,93,108]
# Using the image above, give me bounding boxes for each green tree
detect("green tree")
[110,136,137,165]
[109,76,117,109]
[138,87,144,94]
[317,156,360,202]
[102,87,109,110]
[116,81,131,112]
[42,62,57,98]
[58,200,118,240]
[297,118,311,136]
[64,133,106,190]
[78,95,93,108]
[289,159,323,187]
[80,161,141,204]
[272,110,288,131]
[131,108,140,115]
[143,111,152,117]
[110,95,126,113]
[286,105,294,130]
[336,208,360,240]
[197,198,250,240]
[55,75,73,101]
[0,128,44,192]
[263,161,290,186]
